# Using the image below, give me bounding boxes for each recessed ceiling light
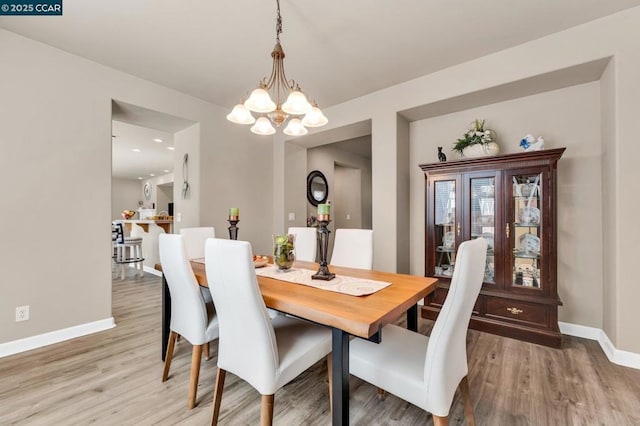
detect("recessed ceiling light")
[167,146,175,150]
[163,169,170,173]
[137,177,143,180]
[131,148,141,152]
[153,138,163,143]
[149,173,155,177]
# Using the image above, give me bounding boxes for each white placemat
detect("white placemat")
[255,265,391,296]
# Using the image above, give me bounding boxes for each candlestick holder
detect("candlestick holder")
[312,217,335,280]
[228,217,239,240]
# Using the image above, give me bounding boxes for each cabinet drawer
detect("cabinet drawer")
[485,298,547,326]
[429,287,480,314]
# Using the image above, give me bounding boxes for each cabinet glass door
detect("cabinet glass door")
[470,177,496,284]
[511,172,542,288]
[433,180,456,278]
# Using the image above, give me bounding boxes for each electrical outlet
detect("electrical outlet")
[176,212,182,222]
[288,212,295,221]
[15,305,29,322]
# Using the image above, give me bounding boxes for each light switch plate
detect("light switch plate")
[288,212,295,221]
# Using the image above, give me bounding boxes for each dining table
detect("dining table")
[155,259,438,426]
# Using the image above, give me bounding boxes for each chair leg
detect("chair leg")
[326,354,332,413]
[433,415,449,426]
[260,394,275,426]
[162,331,177,382]
[188,344,203,409]
[211,368,226,426]
[459,376,476,426]
[204,342,210,361]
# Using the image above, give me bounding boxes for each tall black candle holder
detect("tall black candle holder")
[312,215,335,280]
[228,217,239,240]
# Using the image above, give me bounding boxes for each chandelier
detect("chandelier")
[226,0,328,136]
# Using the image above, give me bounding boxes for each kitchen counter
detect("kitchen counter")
[114,219,173,234]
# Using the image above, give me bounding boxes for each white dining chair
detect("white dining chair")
[204,238,332,425]
[287,226,317,262]
[349,237,487,425]
[159,234,219,409]
[180,226,216,306]
[330,228,373,270]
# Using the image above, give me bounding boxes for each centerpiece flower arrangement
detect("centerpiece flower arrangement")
[273,234,295,271]
[453,119,499,157]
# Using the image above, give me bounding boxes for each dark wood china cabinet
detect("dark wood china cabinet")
[420,148,565,347]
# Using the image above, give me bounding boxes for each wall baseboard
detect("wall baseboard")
[559,321,640,370]
[143,265,162,277]
[0,317,115,358]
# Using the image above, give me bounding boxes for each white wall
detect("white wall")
[306,139,372,225]
[156,183,173,215]
[409,82,602,327]
[334,165,362,229]
[275,6,640,353]
[173,124,200,232]
[0,29,269,345]
[141,172,174,211]
[198,119,274,256]
[111,178,143,220]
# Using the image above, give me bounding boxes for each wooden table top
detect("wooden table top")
[156,260,438,339]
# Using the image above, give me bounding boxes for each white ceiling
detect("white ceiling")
[111,121,174,180]
[5,2,640,179]
[2,0,639,111]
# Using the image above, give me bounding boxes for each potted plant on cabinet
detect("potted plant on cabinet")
[452,119,500,158]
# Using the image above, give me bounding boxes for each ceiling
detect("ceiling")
[111,121,174,180]
[6,2,638,181]
[2,1,639,111]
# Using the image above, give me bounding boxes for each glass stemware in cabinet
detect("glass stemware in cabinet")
[470,177,496,283]
[434,180,456,277]
[512,173,542,288]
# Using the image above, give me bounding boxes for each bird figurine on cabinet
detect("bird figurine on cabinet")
[437,146,447,162]
[519,134,545,152]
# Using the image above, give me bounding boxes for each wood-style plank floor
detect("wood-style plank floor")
[1,271,639,425]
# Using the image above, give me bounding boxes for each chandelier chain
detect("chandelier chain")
[275,0,283,41]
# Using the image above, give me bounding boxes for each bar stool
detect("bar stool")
[112,223,145,280]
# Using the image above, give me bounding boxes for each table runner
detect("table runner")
[255,265,390,296]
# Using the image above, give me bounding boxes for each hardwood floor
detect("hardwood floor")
[1,272,639,425]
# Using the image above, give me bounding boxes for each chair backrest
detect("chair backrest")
[112,222,124,244]
[205,238,279,395]
[330,229,373,270]
[287,227,317,262]
[158,234,210,345]
[180,227,215,259]
[423,237,487,414]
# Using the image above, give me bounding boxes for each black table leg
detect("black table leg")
[331,328,349,426]
[161,273,171,361]
[407,304,418,332]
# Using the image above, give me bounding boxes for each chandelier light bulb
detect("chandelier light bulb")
[244,87,276,113]
[282,90,312,115]
[226,103,256,125]
[301,106,328,128]
[251,116,276,135]
[283,118,308,136]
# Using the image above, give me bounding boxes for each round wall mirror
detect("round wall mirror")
[307,170,329,206]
